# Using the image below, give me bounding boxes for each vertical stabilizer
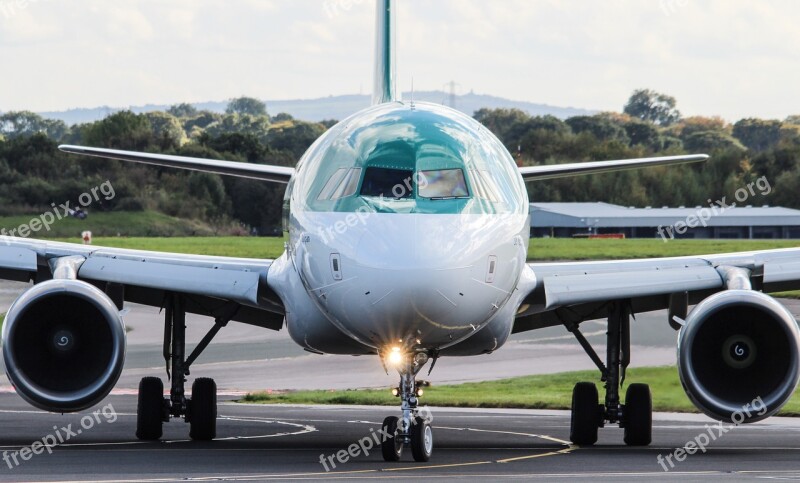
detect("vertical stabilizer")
[372,0,397,104]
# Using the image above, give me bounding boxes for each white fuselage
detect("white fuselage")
[266,101,531,356]
[285,211,529,353]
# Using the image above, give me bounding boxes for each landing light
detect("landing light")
[386,346,404,366]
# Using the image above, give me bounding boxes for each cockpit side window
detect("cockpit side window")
[360,167,414,199]
[317,168,348,200]
[317,168,362,201]
[331,168,361,199]
[418,169,469,199]
[469,169,500,202]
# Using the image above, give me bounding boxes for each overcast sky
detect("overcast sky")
[1,0,798,121]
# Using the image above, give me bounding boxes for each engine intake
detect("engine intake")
[678,290,800,423]
[2,279,126,412]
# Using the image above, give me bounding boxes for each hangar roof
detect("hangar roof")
[530,202,800,228]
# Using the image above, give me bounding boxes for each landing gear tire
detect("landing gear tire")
[189,377,217,441]
[623,383,652,446]
[381,416,403,461]
[136,377,164,441]
[410,416,433,462]
[570,381,600,446]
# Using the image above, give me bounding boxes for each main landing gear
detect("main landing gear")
[136,293,235,441]
[566,301,652,446]
[381,348,434,462]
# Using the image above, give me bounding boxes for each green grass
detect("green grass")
[527,238,800,261]
[25,234,800,263]
[241,365,800,416]
[2,212,797,262]
[0,211,216,237]
[49,236,286,259]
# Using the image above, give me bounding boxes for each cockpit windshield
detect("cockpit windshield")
[360,167,414,199]
[418,169,469,199]
[294,102,527,215]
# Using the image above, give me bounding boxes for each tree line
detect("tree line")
[478,89,800,209]
[0,97,331,234]
[1,90,799,234]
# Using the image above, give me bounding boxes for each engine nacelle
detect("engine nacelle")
[2,279,126,412]
[678,290,800,423]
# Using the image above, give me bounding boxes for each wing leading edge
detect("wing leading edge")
[518,154,708,182]
[0,237,285,329]
[514,247,800,333]
[58,145,295,183]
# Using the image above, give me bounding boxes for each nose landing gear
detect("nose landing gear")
[380,349,433,462]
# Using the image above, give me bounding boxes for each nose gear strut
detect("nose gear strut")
[381,350,434,462]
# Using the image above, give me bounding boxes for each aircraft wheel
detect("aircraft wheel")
[189,377,217,441]
[570,381,600,445]
[410,416,433,462]
[136,377,164,441]
[381,416,403,461]
[624,383,652,446]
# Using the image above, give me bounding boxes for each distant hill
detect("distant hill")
[37,90,595,125]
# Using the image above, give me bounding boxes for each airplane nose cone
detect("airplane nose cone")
[313,213,527,348]
[325,263,485,347]
[355,213,497,269]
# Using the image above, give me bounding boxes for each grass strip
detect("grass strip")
[241,365,800,416]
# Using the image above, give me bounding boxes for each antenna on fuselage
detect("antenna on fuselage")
[372,0,397,105]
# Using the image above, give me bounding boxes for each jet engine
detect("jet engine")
[2,279,125,412]
[677,289,800,422]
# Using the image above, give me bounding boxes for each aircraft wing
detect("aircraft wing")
[514,247,800,333]
[518,154,707,182]
[0,236,285,329]
[58,145,295,183]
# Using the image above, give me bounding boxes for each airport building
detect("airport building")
[530,202,800,239]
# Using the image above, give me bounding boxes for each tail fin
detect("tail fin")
[372,0,397,104]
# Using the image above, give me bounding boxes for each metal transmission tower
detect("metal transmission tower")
[443,80,461,109]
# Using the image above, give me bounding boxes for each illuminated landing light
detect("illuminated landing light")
[386,346,404,366]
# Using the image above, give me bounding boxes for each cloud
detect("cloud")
[0,0,797,120]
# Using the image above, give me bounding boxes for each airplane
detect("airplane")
[2,0,799,463]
